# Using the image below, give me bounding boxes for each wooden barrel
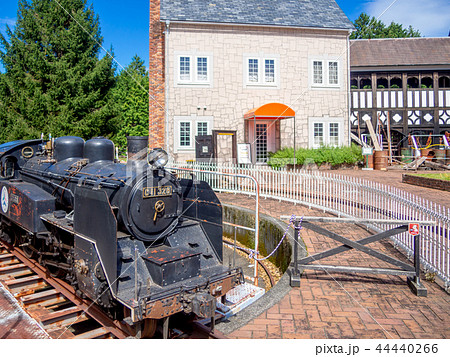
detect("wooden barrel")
[373,150,388,170]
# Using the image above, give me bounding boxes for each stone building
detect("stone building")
[149,0,354,163]
[350,37,450,155]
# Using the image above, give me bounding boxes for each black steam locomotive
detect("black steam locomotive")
[0,136,242,337]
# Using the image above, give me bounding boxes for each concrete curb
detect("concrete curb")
[217,204,307,334]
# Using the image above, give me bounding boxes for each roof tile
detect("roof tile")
[161,0,354,30]
[350,38,450,68]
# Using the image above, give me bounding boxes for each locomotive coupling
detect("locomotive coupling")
[192,292,216,319]
[180,290,216,319]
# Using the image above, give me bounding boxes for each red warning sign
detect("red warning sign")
[409,223,420,236]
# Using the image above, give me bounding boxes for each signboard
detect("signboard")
[237,143,252,164]
[362,147,373,156]
[409,223,420,236]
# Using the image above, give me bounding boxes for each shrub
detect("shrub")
[267,144,363,168]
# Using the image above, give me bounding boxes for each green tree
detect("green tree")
[111,55,149,151]
[0,0,116,142]
[350,12,421,39]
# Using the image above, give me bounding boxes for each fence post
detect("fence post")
[290,221,301,287]
[407,233,428,297]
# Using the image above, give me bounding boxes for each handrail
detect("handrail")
[167,166,261,286]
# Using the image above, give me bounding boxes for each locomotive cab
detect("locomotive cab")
[1,157,17,179]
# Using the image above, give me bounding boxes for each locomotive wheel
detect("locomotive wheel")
[46,265,66,278]
[123,307,157,338]
[142,318,157,339]
[14,233,36,259]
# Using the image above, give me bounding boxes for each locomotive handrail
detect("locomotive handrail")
[21,167,122,190]
[167,166,262,286]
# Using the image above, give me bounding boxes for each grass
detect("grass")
[410,173,450,181]
[267,144,363,168]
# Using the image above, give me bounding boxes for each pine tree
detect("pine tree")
[0,0,116,141]
[350,12,421,39]
[111,55,149,151]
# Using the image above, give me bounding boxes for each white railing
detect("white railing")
[170,161,450,290]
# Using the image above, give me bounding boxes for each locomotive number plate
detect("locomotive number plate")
[143,186,172,198]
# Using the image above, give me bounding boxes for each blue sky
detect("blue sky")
[0,0,449,73]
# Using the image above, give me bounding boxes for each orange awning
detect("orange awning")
[244,102,295,120]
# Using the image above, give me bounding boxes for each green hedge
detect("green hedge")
[267,144,363,168]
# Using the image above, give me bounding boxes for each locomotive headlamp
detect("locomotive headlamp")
[147,148,169,169]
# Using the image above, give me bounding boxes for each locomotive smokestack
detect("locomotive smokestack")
[126,136,148,161]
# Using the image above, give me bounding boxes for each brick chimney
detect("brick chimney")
[149,0,165,149]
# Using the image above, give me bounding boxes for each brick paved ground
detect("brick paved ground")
[333,169,450,208]
[217,191,450,339]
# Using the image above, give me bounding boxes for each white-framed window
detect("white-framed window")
[176,53,212,86]
[244,54,279,87]
[196,57,208,81]
[310,59,340,88]
[179,56,191,81]
[309,117,344,148]
[313,61,323,85]
[329,122,339,146]
[328,61,339,85]
[248,58,259,83]
[174,116,213,152]
[313,122,324,147]
[179,122,192,148]
[196,121,209,136]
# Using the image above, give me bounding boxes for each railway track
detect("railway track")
[0,240,131,339]
[0,241,230,339]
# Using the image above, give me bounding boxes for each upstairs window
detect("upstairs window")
[313,61,323,85]
[177,54,211,85]
[328,61,339,85]
[179,57,191,81]
[197,57,208,81]
[245,55,279,87]
[248,59,259,83]
[311,59,340,88]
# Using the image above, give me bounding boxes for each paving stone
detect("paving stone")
[217,172,450,339]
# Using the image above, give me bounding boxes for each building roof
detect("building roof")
[160,0,354,30]
[350,37,450,69]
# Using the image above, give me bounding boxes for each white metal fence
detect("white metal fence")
[170,161,450,290]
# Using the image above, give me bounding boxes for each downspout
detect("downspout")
[165,20,170,153]
[347,31,352,146]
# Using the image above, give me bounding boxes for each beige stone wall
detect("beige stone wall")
[164,23,350,162]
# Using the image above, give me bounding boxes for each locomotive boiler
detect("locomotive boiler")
[0,136,243,337]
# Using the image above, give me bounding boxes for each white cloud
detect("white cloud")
[364,0,450,37]
[0,18,16,27]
